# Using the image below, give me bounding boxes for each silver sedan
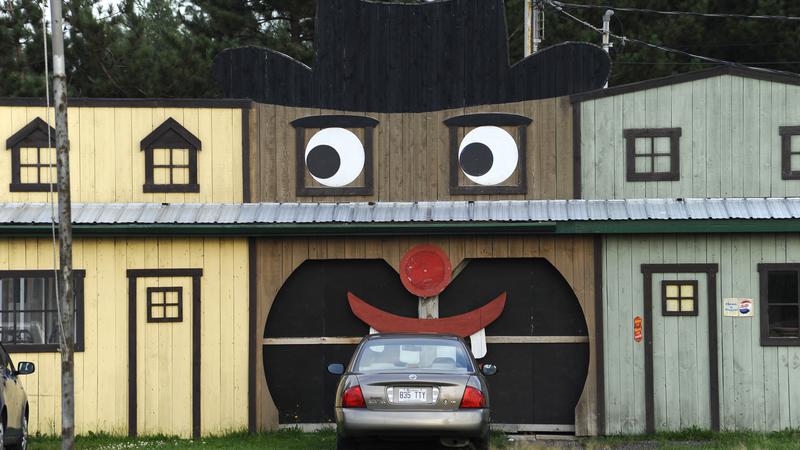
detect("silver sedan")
[328,333,496,449]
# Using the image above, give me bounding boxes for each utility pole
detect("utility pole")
[49,0,76,447]
[601,9,614,88]
[525,0,544,56]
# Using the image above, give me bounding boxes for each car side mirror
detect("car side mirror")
[327,363,344,375]
[480,363,497,376]
[16,361,35,375]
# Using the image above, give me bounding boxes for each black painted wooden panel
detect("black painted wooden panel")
[213,0,611,112]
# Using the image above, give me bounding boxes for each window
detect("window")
[444,113,531,195]
[5,117,57,192]
[292,115,377,196]
[146,287,183,323]
[0,270,85,352]
[624,128,681,182]
[140,118,201,193]
[779,126,800,180]
[758,264,799,346]
[661,280,698,316]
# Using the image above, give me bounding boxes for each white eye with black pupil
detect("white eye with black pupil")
[458,126,518,186]
[305,127,365,187]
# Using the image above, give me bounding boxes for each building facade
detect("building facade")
[0,0,799,439]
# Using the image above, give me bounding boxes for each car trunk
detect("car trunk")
[357,372,471,411]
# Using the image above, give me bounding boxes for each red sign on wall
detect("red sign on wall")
[633,316,643,342]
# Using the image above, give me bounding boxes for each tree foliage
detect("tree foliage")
[1,0,799,97]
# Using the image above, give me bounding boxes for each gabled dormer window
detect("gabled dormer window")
[5,117,57,192]
[140,118,201,193]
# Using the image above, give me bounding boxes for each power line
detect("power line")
[550,1,800,22]
[616,61,800,66]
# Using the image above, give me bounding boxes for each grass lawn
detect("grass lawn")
[27,428,800,449]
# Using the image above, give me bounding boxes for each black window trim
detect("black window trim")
[758,263,800,346]
[661,279,699,317]
[146,286,184,323]
[0,269,85,353]
[624,127,681,182]
[140,117,201,193]
[5,117,58,192]
[779,126,800,180]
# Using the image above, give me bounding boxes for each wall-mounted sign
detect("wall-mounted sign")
[634,316,643,342]
[723,298,754,317]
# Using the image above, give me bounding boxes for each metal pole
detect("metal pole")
[525,0,543,56]
[49,0,75,448]
[601,9,614,88]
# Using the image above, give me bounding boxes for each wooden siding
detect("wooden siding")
[249,97,574,202]
[0,237,248,436]
[602,234,800,434]
[254,235,599,435]
[580,75,800,199]
[0,106,243,203]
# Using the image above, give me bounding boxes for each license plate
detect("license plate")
[397,387,428,403]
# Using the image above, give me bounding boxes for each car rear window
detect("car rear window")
[354,338,473,373]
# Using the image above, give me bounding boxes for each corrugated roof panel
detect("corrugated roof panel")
[314,203,335,223]
[175,204,202,224]
[704,198,727,219]
[352,203,373,223]
[548,200,568,221]
[293,203,318,223]
[373,203,395,222]
[473,202,490,221]
[586,200,608,220]
[333,204,354,222]
[724,198,748,219]
[412,202,433,222]
[392,203,413,222]
[664,199,688,219]
[684,198,709,219]
[489,201,510,221]
[235,204,260,223]
[765,198,791,219]
[195,204,223,223]
[96,204,126,223]
[644,199,668,220]
[509,201,529,221]
[275,204,298,223]
[528,201,548,221]
[430,202,451,222]
[73,203,105,223]
[785,198,800,218]
[216,204,242,223]
[154,205,181,224]
[625,199,648,220]
[135,204,163,223]
[566,200,589,220]
[606,200,628,220]
[33,205,56,223]
[254,203,278,223]
[0,204,23,223]
[744,198,770,219]
[118,203,147,223]
[450,202,471,222]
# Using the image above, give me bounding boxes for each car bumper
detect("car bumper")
[336,408,490,438]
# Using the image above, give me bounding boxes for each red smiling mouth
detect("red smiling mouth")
[347,292,507,338]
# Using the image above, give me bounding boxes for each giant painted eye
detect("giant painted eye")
[305,128,365,187]
[457,126,518,186]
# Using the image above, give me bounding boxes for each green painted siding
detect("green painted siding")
[602,234,800,434]
[581,75,800,199]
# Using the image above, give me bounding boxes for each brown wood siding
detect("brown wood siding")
[253,235,598,435]
[249,97,574,202]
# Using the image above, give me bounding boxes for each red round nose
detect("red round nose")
[399,244,452,297]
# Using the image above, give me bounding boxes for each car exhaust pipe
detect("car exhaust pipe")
[440,437,471,448]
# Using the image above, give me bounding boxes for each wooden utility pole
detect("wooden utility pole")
[525,0,543,56]
[49,0,76,448]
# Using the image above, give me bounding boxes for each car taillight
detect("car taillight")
[459,386,486,409]
[342,385,366,408]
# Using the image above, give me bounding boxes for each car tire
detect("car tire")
[0,419,5,448]
[471,437,490,450]
[8,413,27,450]
[335,433,358,450]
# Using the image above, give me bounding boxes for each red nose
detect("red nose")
[399,244,452,297]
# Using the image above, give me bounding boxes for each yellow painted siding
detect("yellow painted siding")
[0,106,244,203]
[0,237,249,436]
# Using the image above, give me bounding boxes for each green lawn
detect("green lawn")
[27,428,800,449]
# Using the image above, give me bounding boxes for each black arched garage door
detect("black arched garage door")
[263,258,589,431]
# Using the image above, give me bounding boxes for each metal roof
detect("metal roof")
[1,198,799,225]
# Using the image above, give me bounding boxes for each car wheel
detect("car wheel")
[8,414,27,450]
[471,437,490,450]
[335,433,358,450]
[0,419,5,448]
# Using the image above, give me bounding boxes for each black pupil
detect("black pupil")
[459,142,493,177]
[306,145,341,179]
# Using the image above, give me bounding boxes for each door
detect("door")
[0,345,22,440]
[644,265,719,432]
[133,274,195,437]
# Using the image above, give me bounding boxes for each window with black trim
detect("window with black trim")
[624,128,681,182]
[146,287,183,323]
[140,118,201,193]
[0,270,85,352]
[779,126,800,180]
[444,113,531,195]
[292,115,377,196]
[758,264,799,346]
[662,280,698,316]
[5,117,57,192]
